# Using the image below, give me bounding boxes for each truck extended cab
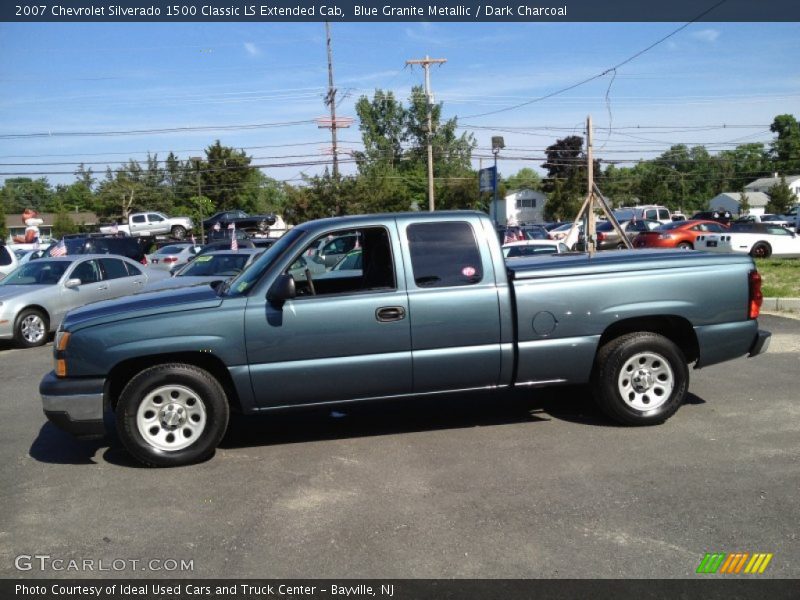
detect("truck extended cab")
[40,211,770,467]
[100,212,194,240]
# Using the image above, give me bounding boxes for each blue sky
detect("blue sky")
[0,21,798,187]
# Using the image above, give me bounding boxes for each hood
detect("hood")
[143,276,225,292]
[63,285,222,331]
[0,284,53,302]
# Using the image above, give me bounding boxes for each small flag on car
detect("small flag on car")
[229,223,237,251]
[49,238,67,257]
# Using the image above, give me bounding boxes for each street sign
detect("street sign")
[479,167,496,193]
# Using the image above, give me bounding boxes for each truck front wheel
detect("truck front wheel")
[592,332,688,425]
[170,225,187,240]
[116,364,229,467]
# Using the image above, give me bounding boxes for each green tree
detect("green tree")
[354,89,407,174]
[201,140,255,210]
[769,114,800,173]
[739,188,751,215]
[766,176,796,214]
[542,136,589,219]
[51,202,78,238]
[0,178,53,214]
[504,168,542,192]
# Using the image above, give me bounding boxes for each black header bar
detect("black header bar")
[3,0,800,22]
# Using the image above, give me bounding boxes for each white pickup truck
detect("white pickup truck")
[100,212,194,240]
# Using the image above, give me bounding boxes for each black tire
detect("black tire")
[170,225,187,240]
[592,332,688,425]
[116,364,229,467]
[750,242,771,259]
[15,308,49,348]
[677,241,693,250]
[616,242,626,250]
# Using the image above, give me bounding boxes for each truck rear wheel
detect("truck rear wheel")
[116,363,229,467]
[592,332,688,425]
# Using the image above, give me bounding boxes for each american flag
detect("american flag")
[229,223,237,251]
[49,239,67,257]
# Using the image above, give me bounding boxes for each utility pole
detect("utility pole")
[324,21,339,177]
[406,55,447,211]
[564,115,628,256]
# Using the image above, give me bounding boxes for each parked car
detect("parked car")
[310,232,360,268]
[0,242,19,281]
[203,210,276,235]
[496,225,547,243]
[42,211,769,466]
[633,220,728,250]
[595,219,661,250]
[99,212,194,240]
[146,243,202,272]
[502,240,569,258]
[0,255,169,347]
[614,205,672,224]
[144,249,263,292]
[57,235,151,265]
[690,211,733,226]
[196,238,256,256]
[15,248,49,266]
[698,222,800,259]
[734,213,793,229]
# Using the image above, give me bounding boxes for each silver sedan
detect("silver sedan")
[0,255,169,347]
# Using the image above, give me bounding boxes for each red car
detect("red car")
[633,219,728,249]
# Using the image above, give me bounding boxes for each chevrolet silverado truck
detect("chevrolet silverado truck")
[40,211,770,467]
[99,212,194,240]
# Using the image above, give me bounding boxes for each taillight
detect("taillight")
[596,232,606,242]
[140,256,148,265]
[748,270,763,319]
[164,257,178,263]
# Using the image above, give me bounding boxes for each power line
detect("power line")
[457,0,729,120]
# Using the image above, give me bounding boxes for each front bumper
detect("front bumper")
[749,329,771,357]
[40,371,106,439]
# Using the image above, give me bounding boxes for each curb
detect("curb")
[762,297,800,313]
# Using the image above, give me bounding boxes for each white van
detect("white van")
[613,205,672,224]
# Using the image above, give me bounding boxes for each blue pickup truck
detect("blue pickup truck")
[40,211,770,466]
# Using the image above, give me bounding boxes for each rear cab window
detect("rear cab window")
[406,222,483,288]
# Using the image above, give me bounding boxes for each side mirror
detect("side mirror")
[64,278,81,289]
[267,274,296,307]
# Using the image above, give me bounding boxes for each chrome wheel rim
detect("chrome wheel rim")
[21,314,46,344]
[136,385,207,451]
[618,351,674,412]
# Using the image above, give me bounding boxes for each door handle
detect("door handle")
[376,306,406,322]
[97,285,108,290]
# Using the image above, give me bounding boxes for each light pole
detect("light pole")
[491,136,504,225]
[191,157,204,244]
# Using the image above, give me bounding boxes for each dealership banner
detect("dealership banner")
[3,0,800,22]
[4,579,800,600]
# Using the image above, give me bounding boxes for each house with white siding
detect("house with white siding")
[490,189,547,225]
[707,192,770,216]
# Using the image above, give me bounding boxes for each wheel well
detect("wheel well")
[598,316,698,363]
[105,352,242,413]
[17,305,51,327]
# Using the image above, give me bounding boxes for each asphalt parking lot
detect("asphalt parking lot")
[1,313,798,579]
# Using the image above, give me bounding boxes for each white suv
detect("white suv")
[0,243,19,281]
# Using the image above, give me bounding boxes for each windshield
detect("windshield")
[223,228,306,297]
[0,260,69,286]
[178,253,251,277]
